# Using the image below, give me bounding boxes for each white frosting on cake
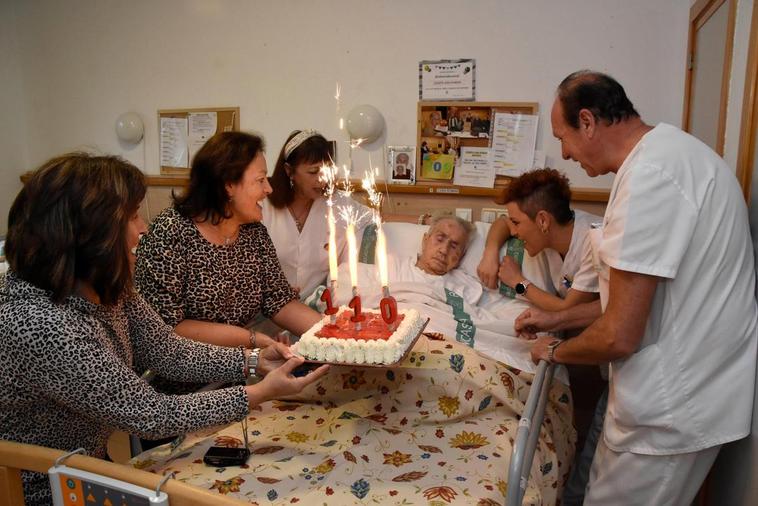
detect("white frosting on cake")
[298,306,424,365]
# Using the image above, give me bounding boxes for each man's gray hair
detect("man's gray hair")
[426,214,476,253]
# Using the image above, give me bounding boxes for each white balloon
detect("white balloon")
[115,112,144,144]
[345,104,384,143]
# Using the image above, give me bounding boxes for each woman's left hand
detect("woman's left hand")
[498,256,523,288]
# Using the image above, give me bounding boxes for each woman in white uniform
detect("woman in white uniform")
[477,168,600,310]
[476,168,603,506]
[263,130,371,300]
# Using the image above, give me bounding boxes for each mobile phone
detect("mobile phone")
[202,446,250,467]
[292,362,320,377]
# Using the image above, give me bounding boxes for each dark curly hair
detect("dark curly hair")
[6,153,146,305]
[268,130,333,209]
[174,131,265,224]
[496,168,574,225]
[557,70,639,128]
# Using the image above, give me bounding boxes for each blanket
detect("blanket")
[132,336,575,505]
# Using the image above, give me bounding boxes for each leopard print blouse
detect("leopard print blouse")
[0,271,249,505]
[135,207,297,328]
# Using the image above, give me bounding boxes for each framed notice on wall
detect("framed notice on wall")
[419,59,476,101]
[158,107,240,175]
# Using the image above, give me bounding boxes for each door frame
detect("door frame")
[736,0,758,201]
[682,0,737,156]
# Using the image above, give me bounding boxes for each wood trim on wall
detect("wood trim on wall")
[736,0,758,201]
[142,175,610,204]
[682,0,736,156]
[20,173,610,204]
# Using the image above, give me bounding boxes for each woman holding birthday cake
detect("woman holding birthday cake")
[262,129,372,301]
[135,132,323,392]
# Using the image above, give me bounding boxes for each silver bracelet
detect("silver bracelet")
[248,330,257,349]
[247,348,261,378]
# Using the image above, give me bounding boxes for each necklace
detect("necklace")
[288,200,313,233]
[214,223,239,245]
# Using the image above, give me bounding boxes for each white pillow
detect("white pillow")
[381,222,427,259]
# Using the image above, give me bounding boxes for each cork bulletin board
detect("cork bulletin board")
[158,107,240,175]
[416,101,538,189]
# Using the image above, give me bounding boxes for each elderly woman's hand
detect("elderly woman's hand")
[498,256,523,288]
[515,307,557,338]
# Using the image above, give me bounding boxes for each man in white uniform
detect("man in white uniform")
[531,70,758,505]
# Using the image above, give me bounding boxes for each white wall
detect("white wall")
[0,1,29,235]
[1,0,689,206]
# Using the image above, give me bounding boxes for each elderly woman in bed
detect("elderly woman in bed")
[410,215,484,300]
[135,132,323,392]
[262,129,372,301]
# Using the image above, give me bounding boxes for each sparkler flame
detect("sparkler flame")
[346,222,358,289]
[361,168,389,287]
[320,163,340,284]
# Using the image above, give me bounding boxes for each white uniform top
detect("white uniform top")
[262,194,372,299]
[543,209,601,297]
[594,123,757,454]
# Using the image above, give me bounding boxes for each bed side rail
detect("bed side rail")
[506,360,555,506]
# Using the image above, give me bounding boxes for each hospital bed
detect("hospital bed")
[129,221,574,504]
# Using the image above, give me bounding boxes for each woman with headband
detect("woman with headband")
[135,132,323,394]
[263,130,371,301]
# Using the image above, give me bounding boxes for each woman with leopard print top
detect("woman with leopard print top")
[135,132,322,351]
[0,153,329,505]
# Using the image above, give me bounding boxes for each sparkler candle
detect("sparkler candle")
[320,163,340,324]
[346,222,364,330]
[377,228,398,327]
[361,167,397,327]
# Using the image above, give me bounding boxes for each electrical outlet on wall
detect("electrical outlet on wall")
[455,208,473,222]
[480,208,501,223]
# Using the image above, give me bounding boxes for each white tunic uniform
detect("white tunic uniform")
[543,209,601,297]
[593,123,757,454]
[262,195,371,300]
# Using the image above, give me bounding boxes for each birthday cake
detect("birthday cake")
[297,306,425,365]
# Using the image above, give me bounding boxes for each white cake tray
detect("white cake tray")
[291,317,430,368]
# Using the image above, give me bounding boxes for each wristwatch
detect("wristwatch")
[515,279,531,295]
[247,348,261,378]
[546,339,564,364]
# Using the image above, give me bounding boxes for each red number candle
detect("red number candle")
[380,285,398,326]
[348,289,365,331]
[320,284,338,324]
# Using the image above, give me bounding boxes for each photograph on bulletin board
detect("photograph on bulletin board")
[420,137,455,180]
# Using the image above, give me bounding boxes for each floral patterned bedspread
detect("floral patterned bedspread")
[132,335,575,505]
